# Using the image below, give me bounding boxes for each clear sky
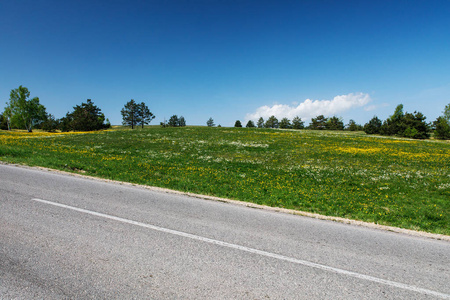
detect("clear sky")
[1,0,449,127]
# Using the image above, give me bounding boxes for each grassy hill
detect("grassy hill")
[1,127,449,235]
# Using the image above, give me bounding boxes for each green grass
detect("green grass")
[1,127,449,235]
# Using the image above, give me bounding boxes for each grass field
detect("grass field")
[1,127,449,235]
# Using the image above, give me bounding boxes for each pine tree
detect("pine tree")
[121,99,139,129]
[257,117,264,128]
[69,99,107,131]
[292,116,304,129]
[137,102,155,128]
[206,117,215,127]
[279,117,291,129]
[246,120,255,128]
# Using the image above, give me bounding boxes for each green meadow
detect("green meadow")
[1,127,449,235]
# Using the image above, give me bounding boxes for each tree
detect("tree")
[363,116,382,134]
[168,115,179,127]
[121,99,139,129]
[206,117,215,127]
[433,116,450,139]
[443,103,450,124]
[257,117,265,128]
[309,115,327,130]
[59,114,73,132]
[246,120,255,128]
[401,111,430,139]
[6,85,47,132]
[137,102,155,128]
[40,114,59,132]
[0,111,9,130]
[279,117,292,129]
[234,120,242,127]
[265,115,279,128]
[67,99,108,131]
[292,116,304,129]
[326,116,344,130]
[2,106,12,130]
[379,105,430,139]
[178,116,186,127]
[380,104,406,136]
[346,119,362,131]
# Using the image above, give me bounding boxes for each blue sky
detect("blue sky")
[1,0,449,126]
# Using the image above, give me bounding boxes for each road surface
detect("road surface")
[1,164,449,299]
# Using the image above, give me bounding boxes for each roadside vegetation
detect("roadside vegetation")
[0,127,448,235]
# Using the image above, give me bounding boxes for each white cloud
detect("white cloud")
[245,93,371,122]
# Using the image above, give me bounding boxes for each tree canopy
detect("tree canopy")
[292,116,304,129]
[257,117,264,128]
[326,116,344,130]
[168,115,179,127]
[121,99,139,129]
[279,118,291,129]
[379,105,430,139]
[5,86,47,132]
[62,99,109,131]
[207,117,215,127]
[265,115,279,128]
[246,120,255,128]
[363,116,382,134]
[137,102,155,128]
[121,100,154,129]
[309,115,327,130]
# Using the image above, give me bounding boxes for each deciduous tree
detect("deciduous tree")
[6,86,47,132]
[234,120,242,127]
[443,103,450,124]
[178,116,186,127]
[433,116,450,139]
[168,115,179,127]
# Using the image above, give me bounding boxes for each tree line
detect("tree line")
[1,86,111,132]
[159,115,187,127]
[232,103,450,140]
[0,86,159,132]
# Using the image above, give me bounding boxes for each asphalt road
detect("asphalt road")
[1,163,449,299]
